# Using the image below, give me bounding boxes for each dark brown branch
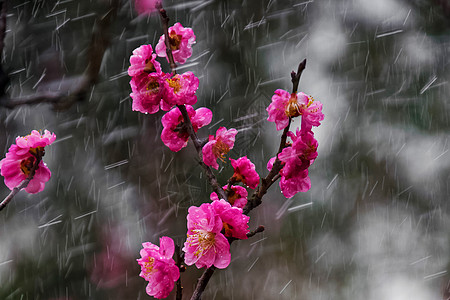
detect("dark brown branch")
[175,244,184,300]
[177,105,227,200]
[157,4,177,73]
[190,267,216,300]
[0,153,42,212]
[291,59,306,94]
[0,0,119,110]
[244,59,306,215]
[246,225,265,238]
[192,59,307,298]
[156,3,226,200]
[190,225,265,300]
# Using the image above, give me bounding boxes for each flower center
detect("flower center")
[227,190,239,206]
[167,77,181,94]
[146,79,160,95]
[144,59,156,73]
[232,171,246,185]
[143,256,156,275]
[190,230,216,257]
[285,93,301,118]
[212,141,230,162]
[169,31,182,51]
[29,146,45,158]
[20,156,36,176]
[223,222,234,237]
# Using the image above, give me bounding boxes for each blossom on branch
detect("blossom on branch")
[268,129,319,198]
[211,199,249,240]
[130,72,170,114]
[155,22,196,64]
[202,127,238,170]
[266,89,323,131]
[0,130,56,194]
[128,44,162,77]
[161,105,212,152]
[162,71,199,107]
[210,185,248,209]
[137,236,180,299]
[183,203,231,269]
[230,156,260,189]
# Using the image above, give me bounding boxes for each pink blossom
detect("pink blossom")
[202,127,238,170]
[230,156,260,189]
[128,44,162,77]
[210,185,248,209]
[137,236,180,299]
[279,169,311,198]
[266,89,323,131]
[134,0,160,15]
[266,129,318,198]
[211,199,249,240]
[155,22,196,64]
[266,156,277,171]
[0,130,55,194]
[297,93,324,131]
[183,203,230,269]
[130,72,170,114]
[161,105,212,152]
[162,71,199,107]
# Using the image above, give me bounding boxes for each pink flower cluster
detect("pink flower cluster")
[183,200,249,269]
[128,13,324,298]
[266,88,323,198]
[128,23,197,115]
[137,237,180,299]
[267,89,324,131]
[0,130,56,194]
[161,105,212,152]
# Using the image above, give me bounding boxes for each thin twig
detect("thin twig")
[157,3,227,200]
[246,225,265,238]
[0,154,42,211]
[175,244,184,300]
[243,59,306,215]
[190,267,216,300]
[0,0,119,109]
[176,105,227,200]
[192,60,307,298]
[157,4,177,73]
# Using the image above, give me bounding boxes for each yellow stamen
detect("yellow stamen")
[169,30,182,51]
[167,77,181,94]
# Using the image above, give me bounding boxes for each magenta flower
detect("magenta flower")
[155,22,196,64]
[137,236,180,299]
[266,129,318,198]
[0,130,56,194]
[202,127,238,170]
[130,72,171,114]
[128,44,162,77]
[134,0,160,15]
[183,203,231,269]
[162,71,199,107]
[266,89,324,131]
[297,93,324,131]
[161,105,212,152]
[212,199,249,240]
[279,169,311,198]
[210,185,248,209]
[230,156,260,189]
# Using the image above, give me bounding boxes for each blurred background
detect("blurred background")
[0,0,449,299]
